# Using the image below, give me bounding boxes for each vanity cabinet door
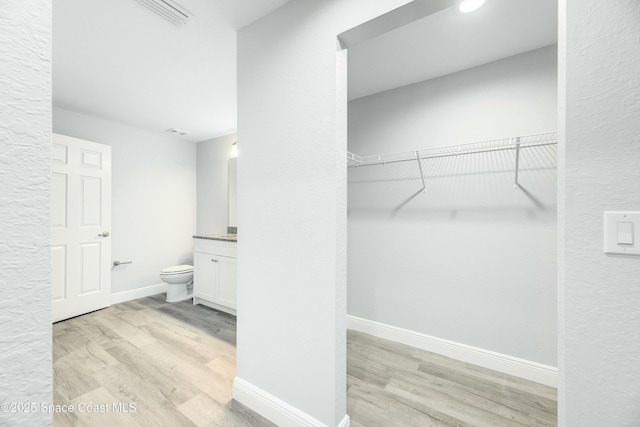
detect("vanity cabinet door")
[216,255,237,310]
[194,252,217,302]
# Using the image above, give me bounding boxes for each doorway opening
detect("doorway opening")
[339,0,558,424]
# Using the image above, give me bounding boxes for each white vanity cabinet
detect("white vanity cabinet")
[193,238,237,315]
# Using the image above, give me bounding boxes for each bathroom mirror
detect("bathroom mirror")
[228,158,237,228]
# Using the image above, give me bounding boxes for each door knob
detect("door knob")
[99,232,110,237]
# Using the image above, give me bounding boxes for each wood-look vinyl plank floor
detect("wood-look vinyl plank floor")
[53,296,557,426]
[347,330,558,427]
[53,297,274,427]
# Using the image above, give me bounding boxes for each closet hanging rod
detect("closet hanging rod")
[347,132,557,168]
[349,141,556,168]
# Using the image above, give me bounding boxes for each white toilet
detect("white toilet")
[160,264,194,302]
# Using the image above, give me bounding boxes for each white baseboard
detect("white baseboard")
[233,377,350,427]
[347,315,557,388]
[110,283,167,304]
[337,414,350,427]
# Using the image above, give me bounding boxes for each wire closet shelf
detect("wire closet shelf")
[347,132,557,168]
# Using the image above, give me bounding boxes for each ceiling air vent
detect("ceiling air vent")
[165,127,189,136]
[133,0,192,26]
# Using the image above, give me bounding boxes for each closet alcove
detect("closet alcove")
[346,0,558,378]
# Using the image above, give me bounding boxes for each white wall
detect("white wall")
[0,1,52,425]
[236,1,412,425]
[560,0,640,425]
[348,46,558,366]
[196,133,236,235]
[350,46,558,155]
[228,158,238,228]
[53,107,197,295]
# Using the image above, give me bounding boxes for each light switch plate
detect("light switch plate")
[604,211,640,255]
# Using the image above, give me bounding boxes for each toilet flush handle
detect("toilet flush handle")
[99,231,110,237]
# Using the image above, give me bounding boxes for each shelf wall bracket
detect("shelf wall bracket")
[416,151,426,193]
[513,137,521,190]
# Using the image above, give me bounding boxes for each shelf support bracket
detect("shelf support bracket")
[416,151,426,193]
[513,137,521,190]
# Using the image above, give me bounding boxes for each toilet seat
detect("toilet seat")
[160,264,193,276]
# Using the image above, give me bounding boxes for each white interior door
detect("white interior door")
[52,133,111,322]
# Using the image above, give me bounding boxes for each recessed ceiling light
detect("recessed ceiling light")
[456,0,487,14]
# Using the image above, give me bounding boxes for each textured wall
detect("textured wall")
[53,107,197,294]
[236,1,412,424]
[0,1,52,426]
[196,133,237,235]
[560,0,640,424]
[348,46,558,366]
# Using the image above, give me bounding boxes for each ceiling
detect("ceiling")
[348,0,558,100]
[54,0,557,142]
[53,0,290,142]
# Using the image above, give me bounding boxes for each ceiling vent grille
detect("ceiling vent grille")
[133,0,192,26]
[165,127,189,136]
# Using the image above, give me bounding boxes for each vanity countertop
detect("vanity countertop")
[193,234,237,242]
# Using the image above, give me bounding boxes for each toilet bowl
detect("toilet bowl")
[160,264,194,302]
